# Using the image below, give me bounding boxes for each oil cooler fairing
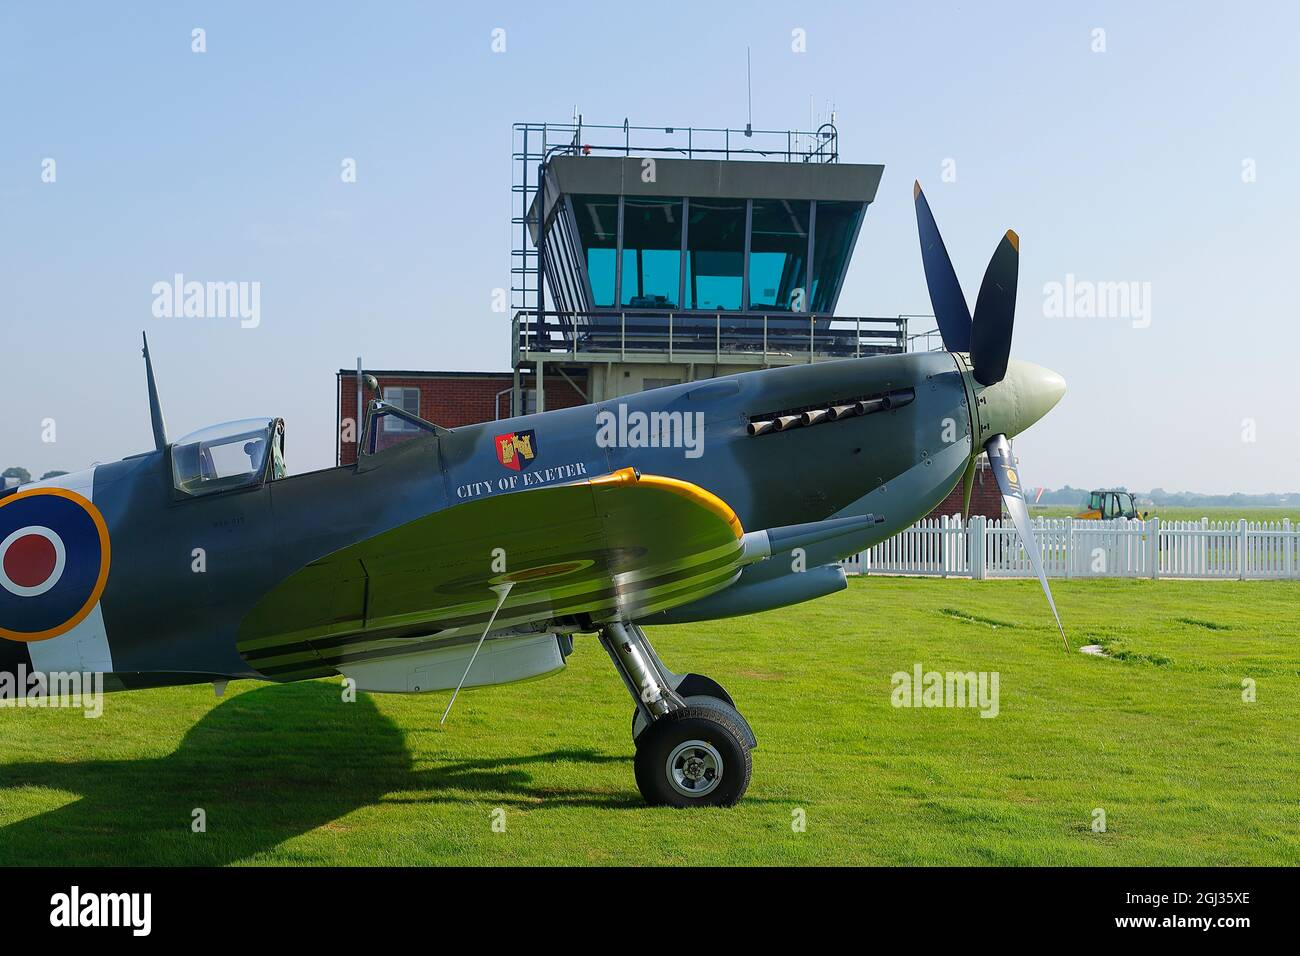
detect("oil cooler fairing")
[639,563,847,625]
[336,633,570,693]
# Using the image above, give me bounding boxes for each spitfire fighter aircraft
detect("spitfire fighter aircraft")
[0,185,1065,806]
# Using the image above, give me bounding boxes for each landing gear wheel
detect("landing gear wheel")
[633,705,752,807]
[632,694,758,748]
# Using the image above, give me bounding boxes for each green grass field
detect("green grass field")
[1030,504,1300,524]
[2,577,1298,866]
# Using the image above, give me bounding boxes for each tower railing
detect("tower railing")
[512,309,913,367]
[514,119,838,165]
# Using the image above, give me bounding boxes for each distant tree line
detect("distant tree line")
[1034,484,1297,508]
[1144,488,1300,509]
[2,466,70,488]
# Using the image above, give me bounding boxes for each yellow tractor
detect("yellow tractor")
[1075,489,1150,521]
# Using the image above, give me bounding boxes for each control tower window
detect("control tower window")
[620,197,682,310]
[748,199,810,311]
[810,201,865,314]
[573,194,619,307]
[685,198,745,310]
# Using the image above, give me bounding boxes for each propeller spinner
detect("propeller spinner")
[913,182,1068,649]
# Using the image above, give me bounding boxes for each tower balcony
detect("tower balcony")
[513,309,910,369]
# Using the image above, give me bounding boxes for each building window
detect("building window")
[810,201,865,314]
[642,377,681,391]
[573,194,619,307]
[685,197,745,311]
[748,199,810,311]
[620,197,682,309]
[382,387,422,432]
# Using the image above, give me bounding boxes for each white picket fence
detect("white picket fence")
[842,517,1300,580]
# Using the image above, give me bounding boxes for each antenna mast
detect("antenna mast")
[141,332,168,451]
[745,47,753,135]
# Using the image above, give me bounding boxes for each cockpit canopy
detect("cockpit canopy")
[171,417,285,497]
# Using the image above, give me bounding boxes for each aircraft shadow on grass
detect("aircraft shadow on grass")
[0,682,640,866]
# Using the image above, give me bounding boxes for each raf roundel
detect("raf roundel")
[0,488,111,642]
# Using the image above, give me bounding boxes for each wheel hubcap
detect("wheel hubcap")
[666,739,723,798]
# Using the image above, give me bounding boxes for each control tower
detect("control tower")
[509,119,914,415]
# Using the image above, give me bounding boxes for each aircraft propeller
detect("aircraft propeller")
[985,435,1068,651]
[913,182,1068,650]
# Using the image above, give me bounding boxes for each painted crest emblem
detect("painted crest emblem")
[0,488,111,642]
[495,430,537,471]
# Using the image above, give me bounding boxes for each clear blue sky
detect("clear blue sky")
[2,1,1297,492]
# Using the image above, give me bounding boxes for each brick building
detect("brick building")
[928,459,1002,520]
[335,369,588,466]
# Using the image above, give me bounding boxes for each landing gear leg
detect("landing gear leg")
[598,621,754,808]
[629,627,758,750]
[596,621,685,724]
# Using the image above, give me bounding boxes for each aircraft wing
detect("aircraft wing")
[237,468,745,679]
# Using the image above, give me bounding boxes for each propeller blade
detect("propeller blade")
[913,182,972,353]
[985,434,1068,651]
[959,455,978,523]
[969,230,1019,386]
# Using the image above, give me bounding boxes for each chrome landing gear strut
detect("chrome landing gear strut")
[596,620,685,724]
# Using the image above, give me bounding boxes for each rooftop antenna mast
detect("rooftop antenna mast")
[745,47,753,136]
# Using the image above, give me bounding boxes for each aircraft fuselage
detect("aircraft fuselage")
[1,350,977,692]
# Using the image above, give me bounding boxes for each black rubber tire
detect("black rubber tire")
[630,673,739,739]
[633,693,758,749]
[633,705,752,808]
